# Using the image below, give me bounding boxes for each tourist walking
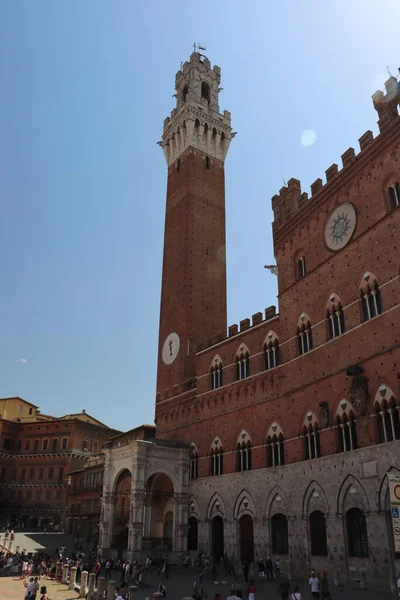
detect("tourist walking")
[275,558,281,579]
[258,559,265,580]
[247,579,256,600]
[320,571,331,599]
[309,571,320,598]
[266,556,273,581]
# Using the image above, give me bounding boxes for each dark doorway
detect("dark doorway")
[188,516,198,551]
[309,510,328,556]
[113,528,128,558]
[211,516,224,564]
[271,513,289,554]
[239,514,254,563]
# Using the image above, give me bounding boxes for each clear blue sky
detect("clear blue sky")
[0,1,398,430]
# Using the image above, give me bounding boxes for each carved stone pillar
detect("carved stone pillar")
[100,492,116,552]
[173,493,190,553]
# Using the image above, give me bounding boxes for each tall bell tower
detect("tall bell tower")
[156,52,233,402]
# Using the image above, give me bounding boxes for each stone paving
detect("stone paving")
[0,577,78,600]
[0,532,395,599]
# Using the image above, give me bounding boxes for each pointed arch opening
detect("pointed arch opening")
[327,293,345,339]
[336,400,358,452]
[360,272,383,321]
[189,444,199,480]
[374,385,399,443]
[309,510,328,556]
[297,313,313,355]
[210,355,223,390]
[201,81,211,104]
[236,431,252,472]
[266,423,285,467]
[303,413,321,460]
[263,331,280,370]
[210,437,224,476]
[236,344,250,380]
[271,513,288,554]
[346,507,369,557]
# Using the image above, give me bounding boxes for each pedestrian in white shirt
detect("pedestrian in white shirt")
[309,571,320,598]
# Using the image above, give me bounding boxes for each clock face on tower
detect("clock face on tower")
[161,332,180,365]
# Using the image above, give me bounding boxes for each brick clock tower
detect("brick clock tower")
[156,52,233,404]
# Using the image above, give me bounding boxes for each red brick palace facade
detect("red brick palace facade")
[151,52,400,588]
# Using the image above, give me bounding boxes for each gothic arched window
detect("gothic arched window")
[236,432,252,472]
[236,345,250,380]
[360,272,383,321]
[336,402,358,452]
[271,513,289,554]
[201,81,211,104]
[327,294,345,339]
[374,385,400,443]
[182,84,188,103]
[297,313,313,355]
[388,181,400,209]
[210,438,224,476]
[303,413,321,460]
[189,445,199,480]
[210,356,223,390]
[266,424,285,467]
[346,508,369,557]
[263,331,280,370]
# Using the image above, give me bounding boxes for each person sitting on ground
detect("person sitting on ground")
[157,577,166,598]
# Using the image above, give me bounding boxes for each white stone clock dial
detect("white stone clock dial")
[324,202,356,251]
[162,332,180,365]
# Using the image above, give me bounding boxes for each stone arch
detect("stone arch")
[302,480,330,518]
[210,436,223,451]
[235,342,250,358]
[207,492,226,520]
[297,311,311,329]
[337,474,370,515]
[265,421,284,439]
[145,467,179,493]
[189,494,200,519]
[378,466,400,512]
[359,270,379,294]
[234,428,251,449]
[233,489,256,520]
[265,485,288,519]
[373,383,396,408]
[111,466,133,493]
[210,353,223,368]
[263,330,279,346]
[335,398,356,419]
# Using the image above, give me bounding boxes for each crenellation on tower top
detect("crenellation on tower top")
[160,52,233,166]
[341,148,356,169]
[271,71,400,234]
[372,76,400,133]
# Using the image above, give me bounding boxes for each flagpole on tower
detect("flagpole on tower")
[193,43,207,55]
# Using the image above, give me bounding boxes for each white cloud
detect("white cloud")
[16,358,28,364]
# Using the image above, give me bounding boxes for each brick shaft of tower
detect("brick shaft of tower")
[156,52,233,400]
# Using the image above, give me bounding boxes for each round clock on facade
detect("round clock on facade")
[324,202,357,251]
[162,332,180,365]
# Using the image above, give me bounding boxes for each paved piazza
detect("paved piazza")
[0,533,394,599]
[0,577,78,600]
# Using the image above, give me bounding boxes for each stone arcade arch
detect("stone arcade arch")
[207,492,226,564]
[234,490,256,564]
[100,436,190,561]
[112,469,132,557]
